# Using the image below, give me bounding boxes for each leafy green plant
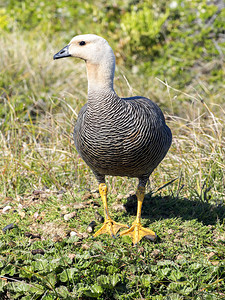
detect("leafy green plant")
[121,3,169,55]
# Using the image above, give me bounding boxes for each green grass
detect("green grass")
[0,1,225,299]
[0,190,224,299]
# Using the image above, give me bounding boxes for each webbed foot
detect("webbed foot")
[120,220,156,245]
[93,218,128,238]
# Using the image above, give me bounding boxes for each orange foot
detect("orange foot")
[93,217,129,238]
[120,220,157,245]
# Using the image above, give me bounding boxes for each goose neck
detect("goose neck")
[86,59,115,93]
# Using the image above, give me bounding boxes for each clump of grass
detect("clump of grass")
[154,79,225,203]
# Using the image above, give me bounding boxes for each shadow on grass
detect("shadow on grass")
[125,193,225,226]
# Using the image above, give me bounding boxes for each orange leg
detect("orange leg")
[93,183,129,238]
[120,186,157,245]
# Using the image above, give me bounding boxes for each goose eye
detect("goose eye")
[79,41,86,46]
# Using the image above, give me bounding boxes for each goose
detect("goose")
[54,34,172,245]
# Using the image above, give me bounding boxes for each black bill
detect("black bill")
[53,45,71,60]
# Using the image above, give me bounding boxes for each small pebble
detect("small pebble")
[74,241,83,246]
[64,211,77,221]
[31,249,45,255]
[81,232,89,239]
[87,221,97,233]
[73,203,86,209]
[176,232,183,238]
[2,206,12,214]
[69,230,88,239]
[151,249,161,258]
[86,200,100,207]
[25,232,41,239]
[70,231,78,237]
[144,234,157,242]
[33,212,39,219]
[18,211,25,218]
[94,211,104,223]
[112,203,127,212]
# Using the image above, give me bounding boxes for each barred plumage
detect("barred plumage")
[54,34,172,244]
[74,90,172,185]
